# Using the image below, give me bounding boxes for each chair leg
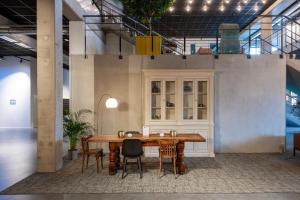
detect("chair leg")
[86,155,90,168]
[81,154,85,173]
[159,155,162,176]
[122,156,126,179]
[101,155,104,169]
[96,156,99,173]
[137,158,139,169]
[138,156,143,179]
[173,157,176,176]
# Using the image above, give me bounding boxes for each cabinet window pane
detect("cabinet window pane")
[166,81,175,120]
[151,81,161,120]
[183,81,193,120]
[197,81,208,120]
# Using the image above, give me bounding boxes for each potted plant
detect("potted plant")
[120,0,173,55]
[63,109,93,160]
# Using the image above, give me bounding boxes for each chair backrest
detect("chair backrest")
[122,139,143,157]
[294,133,300,148]
[159,139,177,158]
[81,135,93,154]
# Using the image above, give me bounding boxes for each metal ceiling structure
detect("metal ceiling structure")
[0,0,69,57]
[153,0,277,37]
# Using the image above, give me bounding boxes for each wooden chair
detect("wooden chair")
[294,133,300,156]
[159,139,177,176]
[81,135,104,173]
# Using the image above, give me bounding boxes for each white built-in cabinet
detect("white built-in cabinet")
[143,69,214,157]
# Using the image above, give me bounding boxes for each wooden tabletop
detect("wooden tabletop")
[88,133,206,143]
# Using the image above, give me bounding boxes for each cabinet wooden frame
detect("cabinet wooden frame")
[143,69,215,157]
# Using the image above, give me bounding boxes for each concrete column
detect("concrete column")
[37,0,63,172]
[261,17,273,54]
[30,57,37,128]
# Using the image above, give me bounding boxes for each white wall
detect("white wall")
[0,57,32,128]
[63,68,70,99]
[214,55,286,153]
[70,54,286,153]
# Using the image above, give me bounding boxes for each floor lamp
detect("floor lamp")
[95,94,118,137]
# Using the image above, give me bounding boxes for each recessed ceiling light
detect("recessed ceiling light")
[254,4,259,12]
[243,0,248,4]
[236,4,242,12]
[202,4,208,12]
[186,5,191,12]
[188,0,193,4]
[169,6,174,12]
[0,36,17,43]
[219,4,225,12]
[225,0,230,4]
[206,0,212,4]
[261,0,267,4]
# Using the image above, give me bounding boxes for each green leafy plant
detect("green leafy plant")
[121,0,173,30]
[63,109,93,151]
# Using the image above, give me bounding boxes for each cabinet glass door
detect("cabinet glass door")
[151,81,161,120]
[165,81,175,120]
[183,81,194,120]
[197,81,208,120]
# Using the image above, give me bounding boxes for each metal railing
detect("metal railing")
[88,0,184,55]
[86,1,300,57]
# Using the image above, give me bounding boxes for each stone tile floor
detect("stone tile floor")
[1,153,300,194]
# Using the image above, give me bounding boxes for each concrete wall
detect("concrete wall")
[214,55,285,152]
[70,54,286,153]
[104,32,134,55]
[0,57,32,128]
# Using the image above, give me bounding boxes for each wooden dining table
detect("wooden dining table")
[88,133,206,175]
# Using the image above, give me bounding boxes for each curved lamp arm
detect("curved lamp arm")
[95,94,111,135]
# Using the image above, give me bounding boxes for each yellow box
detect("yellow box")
[135,36,161,55]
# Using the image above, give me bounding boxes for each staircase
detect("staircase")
[242,15,300,56]
[88,0,184,55]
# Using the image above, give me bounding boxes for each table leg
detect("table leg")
[176,141,186,174]
[109,142,118,175]
[116,146,121,169]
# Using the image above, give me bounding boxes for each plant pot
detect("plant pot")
[67,149,79,160]
[135,36,162,55]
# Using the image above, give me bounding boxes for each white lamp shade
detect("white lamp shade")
[105,98,118,108]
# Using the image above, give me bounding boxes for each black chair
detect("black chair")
[122,139,143,179]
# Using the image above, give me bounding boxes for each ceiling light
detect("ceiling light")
[188,0,193,4]
[202,4,208,12]
[169,6,174,12]
[206,0,212,4]
[219,4,225,12]
[254,4,259,12]
[261,0,267,4]
[243,0,248,4]
[225,0,230,4]
[186,5,191,12]
[0,36,17,43]
[237,4,242,12]
[16,42,31,49]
